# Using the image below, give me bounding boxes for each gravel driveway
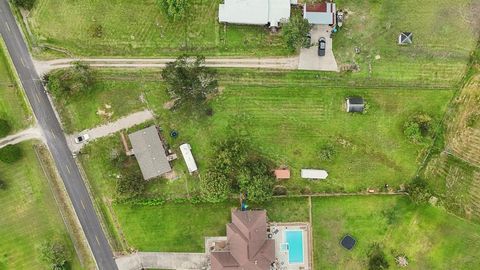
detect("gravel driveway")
[298,25,338,71]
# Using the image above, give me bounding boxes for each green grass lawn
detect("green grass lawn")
[70,68,453,197]
[113,197,309,252]
[312,195,480,269]
[0,141,81,269]
[333,0,477,78]
[0,46,31,136]
[26,0,288,58]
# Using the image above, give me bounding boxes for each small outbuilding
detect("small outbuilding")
[346,97,365,113]
[398,32,413,45]
[340,234,357,250]
[129,126,172,180]
[303,2,336,25]
[274,169,291,180]
[180,143,198,174]
[301,169,328,180]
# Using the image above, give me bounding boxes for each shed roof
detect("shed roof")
[129,126,171,180]
[218,0,291,27]
[274,169,291,179]
[304,2,336,25]
[301,169,328,179]
[398,32,413,45]
[346,97,365,113]
[180,143,198,174]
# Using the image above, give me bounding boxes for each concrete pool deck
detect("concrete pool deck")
[269,222,312,270]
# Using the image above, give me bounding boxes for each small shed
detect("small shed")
[274,169,291,180]
[301,169,328,180]
[129,126,172,180]
[303,2,336,25]
[346,97,365,113]
[180,143,198,174]
[398,32,413,45]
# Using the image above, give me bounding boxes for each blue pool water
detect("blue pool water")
[285,230,304,264]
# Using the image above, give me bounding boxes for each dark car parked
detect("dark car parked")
[318,37,326,56]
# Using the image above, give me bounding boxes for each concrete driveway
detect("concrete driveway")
[67,109,154,153]
[298,25,338,71]
[115,252,208,270]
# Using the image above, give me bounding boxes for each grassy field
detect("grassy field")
[0,45,31,136]
[112,197,309,252]
[421,44,480,222]
[333,0,478,78]
[74,69,453,197]
[0,141,81,269]
[26,0,288,58]
[312,195,480,269]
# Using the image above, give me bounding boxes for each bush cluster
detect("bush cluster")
[0,119,12,138]
[0,144,23,164]
[403,113,434,143]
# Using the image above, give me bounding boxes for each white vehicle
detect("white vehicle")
[74,134,90,144]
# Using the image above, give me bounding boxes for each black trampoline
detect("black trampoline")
[340,234,356,250]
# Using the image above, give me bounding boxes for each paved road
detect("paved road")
[33,57,301,75]
[0,1,117,269]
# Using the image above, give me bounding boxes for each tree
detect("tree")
[281,13,312,52]
[12,0,36,10]
[116,171,146,199]
[368,243,389,270]
[159,0,190,21]
[403,113,433,143]
[238,157,275,203]
[161,55,218,114]
[40,240,69,270]
[0,145,23,164]
[406,177,431,204]
[0,119,12,138]
[200,169,231,203]
[46,62,95,98]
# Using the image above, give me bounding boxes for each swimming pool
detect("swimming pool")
[285,230,304,264]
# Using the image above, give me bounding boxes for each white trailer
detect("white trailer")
[180,143,198,174]
[301,169,328,180]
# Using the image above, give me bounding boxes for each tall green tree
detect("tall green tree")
[162,55,218,114]
[282,13,312,52]
[158,0,190,21]
[238,156,275,203]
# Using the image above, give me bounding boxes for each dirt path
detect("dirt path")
[66,109,154,153]
[33,57,300,75]
[115,252,207,270]
[0,126,44,148]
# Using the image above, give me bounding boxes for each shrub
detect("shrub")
[0,145,23,163]
[0,119,12,137]
[281,13,312,52]
[368,243,389,270]
[406,177,431,204]
[403,113,433,143]
[273,185,287,196]
[116,171,146,199]
[46,62,95,98]
[40,240,69,270]
[12,0,36,10]
[319,143,336,161]
[158,0,190,21]
[90,23,104,38]
[238,156,275,203]
[0,179,6,190]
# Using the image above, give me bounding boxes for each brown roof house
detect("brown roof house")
[211,210,275,270]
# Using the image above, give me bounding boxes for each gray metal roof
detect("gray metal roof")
[346,97,365,113]
[218,0,291,27]
[398,32,413,44]
[129,126,171,180]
